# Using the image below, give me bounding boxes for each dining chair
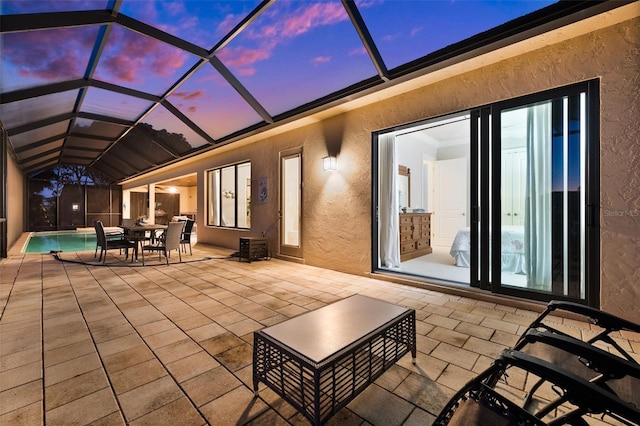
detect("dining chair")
[94,220,136,264]
[180,219,195,255]
[141,221,184,265]
[93,221,124,258]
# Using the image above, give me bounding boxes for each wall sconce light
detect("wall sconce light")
[72,203,80,212]
[323,155,337,171]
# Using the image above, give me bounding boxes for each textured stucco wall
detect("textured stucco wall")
[6,151,25,248]
[597,19,640,323]
[157,16,638,320]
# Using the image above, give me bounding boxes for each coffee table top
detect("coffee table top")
[259,295,411,363]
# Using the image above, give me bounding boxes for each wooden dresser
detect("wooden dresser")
[399,213,432,261]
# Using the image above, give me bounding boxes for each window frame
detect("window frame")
[206,161,251,229]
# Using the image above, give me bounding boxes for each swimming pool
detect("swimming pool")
[24,231,97,253]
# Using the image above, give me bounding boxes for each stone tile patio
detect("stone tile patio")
[1,242,638,425]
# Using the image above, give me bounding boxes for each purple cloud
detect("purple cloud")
[222,2,349,74]
[311,56,331,65]
[3,27,97,82]
[95,25,189,85]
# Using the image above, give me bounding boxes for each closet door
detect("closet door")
[501,149,526,226]
[432,158,467,248]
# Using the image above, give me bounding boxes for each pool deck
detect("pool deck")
[2,238,639,425]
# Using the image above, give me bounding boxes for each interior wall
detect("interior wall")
[6,151,25,248]
[181,187,196,214]
[396,140,430,210]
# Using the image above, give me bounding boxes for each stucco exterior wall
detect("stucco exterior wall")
[6,151,25,249]
[131,15,639,321]
[597,19,640,323]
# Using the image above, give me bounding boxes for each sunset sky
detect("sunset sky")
[1,0,556,150]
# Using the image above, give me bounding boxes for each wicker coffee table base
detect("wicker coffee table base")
[253,308,416,425]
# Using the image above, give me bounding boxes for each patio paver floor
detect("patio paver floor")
[1,242,638,425]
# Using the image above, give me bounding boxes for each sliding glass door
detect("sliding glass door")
[374,80,599,306]
[491,81,599,304]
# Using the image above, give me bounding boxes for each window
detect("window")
[207,162,251,228]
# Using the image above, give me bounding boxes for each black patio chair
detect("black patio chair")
[93,220,124,258]
[518,300,640,362]
[502,329,640,416]
[434,349,640,425]
[179,219,195,255]
[94,220,136,264]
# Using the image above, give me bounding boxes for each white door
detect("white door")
[501,148,526,225]
[432,158,468,247]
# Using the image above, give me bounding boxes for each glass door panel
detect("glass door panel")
[280,150,302,259]
[495,91,588,300]
[237,163,251,229]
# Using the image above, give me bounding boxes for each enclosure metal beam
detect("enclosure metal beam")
[341,0,389,81]
[13,134,68,155]
[209,56,273,124]
[0,79,86,104]
[0,10,114,33]
[7,113,76,136]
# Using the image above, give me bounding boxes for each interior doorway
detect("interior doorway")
[376,113,471,285]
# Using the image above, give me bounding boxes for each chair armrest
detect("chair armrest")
[518,329,640,379]
[547,300,640,333]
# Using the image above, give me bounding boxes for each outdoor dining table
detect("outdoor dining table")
[120,223,167,260]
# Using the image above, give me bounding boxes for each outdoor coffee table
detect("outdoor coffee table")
[253,295,416,425]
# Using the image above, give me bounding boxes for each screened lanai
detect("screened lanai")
[1,0,617,184]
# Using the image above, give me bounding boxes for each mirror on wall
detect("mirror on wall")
[398,165,410,211]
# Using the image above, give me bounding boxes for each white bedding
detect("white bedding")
[450,226,526,274]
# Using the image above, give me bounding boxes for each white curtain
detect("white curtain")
[525,103,552,290]
[379,134,400,268]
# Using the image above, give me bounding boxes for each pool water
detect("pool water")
[24,231,97,253]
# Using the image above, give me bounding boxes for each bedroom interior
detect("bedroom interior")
[378,111,531,289]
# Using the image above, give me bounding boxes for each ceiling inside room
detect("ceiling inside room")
[0,0,622,184]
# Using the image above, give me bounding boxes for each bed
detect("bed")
[450,226,526,274]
